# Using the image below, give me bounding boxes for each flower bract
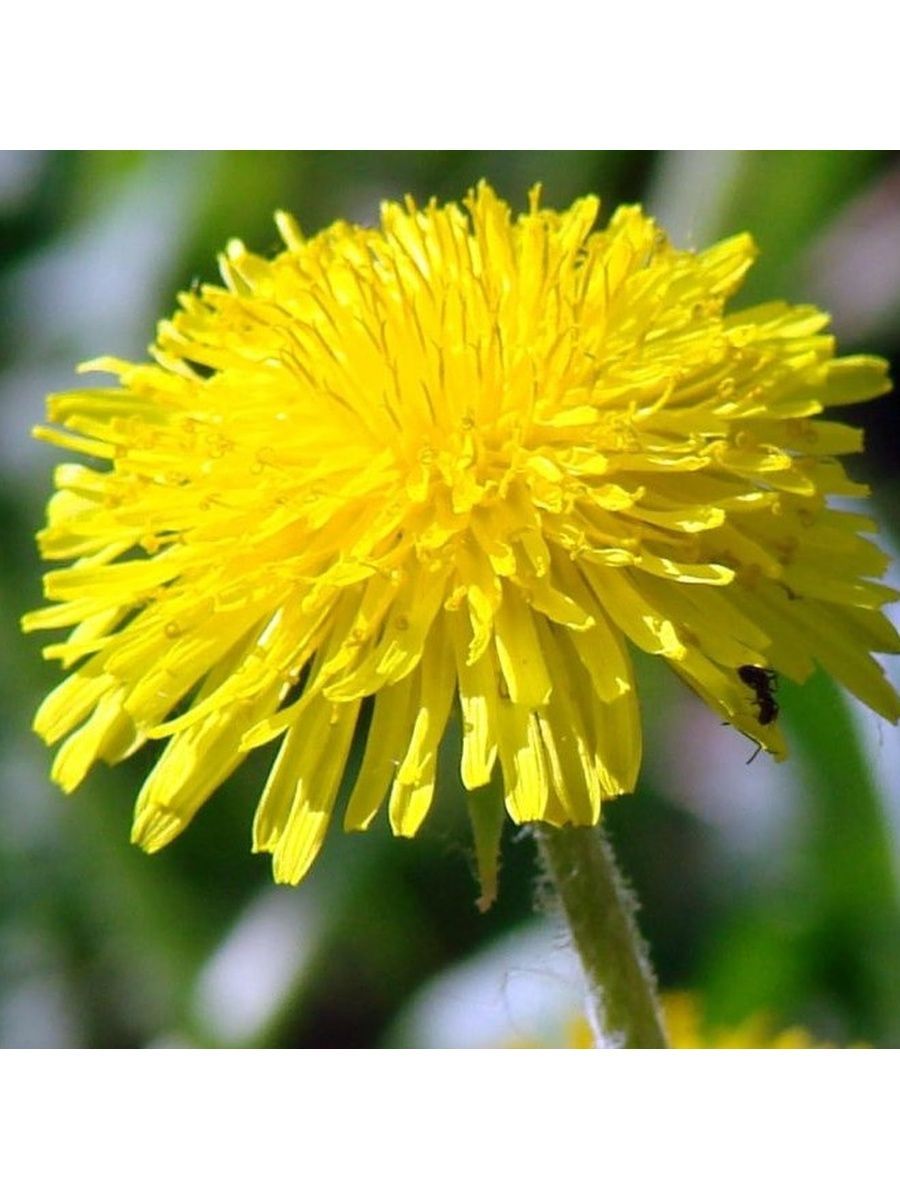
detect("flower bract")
[25,183,900,893]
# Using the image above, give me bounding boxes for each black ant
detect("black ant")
[738,665,779,725]
[737,665,779,762]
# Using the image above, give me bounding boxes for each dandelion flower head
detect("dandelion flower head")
[25,183,899,894]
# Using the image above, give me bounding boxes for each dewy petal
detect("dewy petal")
[251,695,361,882]
[270,701,361,885]
[388,615,457,836]
[24,181,898,893]
[343,674,418,832]
[496,703,549,824]
[449,609,500,790]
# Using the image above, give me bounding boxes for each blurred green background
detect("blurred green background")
[1,150,898,1048]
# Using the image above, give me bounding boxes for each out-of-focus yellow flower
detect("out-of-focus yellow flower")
[661,992,818,1049]
[523,995,821,1048]
[24,183,898,890]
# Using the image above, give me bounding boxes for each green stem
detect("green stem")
[534,822,668,1049]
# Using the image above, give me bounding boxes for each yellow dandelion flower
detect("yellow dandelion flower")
[520,996,825,1048]
[24,183,899,892]
[661,992,820,1049]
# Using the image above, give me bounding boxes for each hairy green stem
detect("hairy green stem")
[534,822,668,1049]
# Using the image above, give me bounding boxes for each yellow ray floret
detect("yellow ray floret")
[25,182,899,895]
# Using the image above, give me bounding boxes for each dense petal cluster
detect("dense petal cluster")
[25,183,899,890]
